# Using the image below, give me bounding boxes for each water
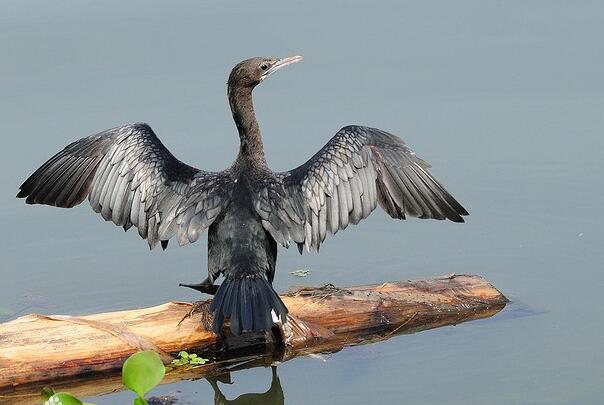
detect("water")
[1,1,603,404]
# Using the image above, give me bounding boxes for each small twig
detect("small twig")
[385,312,418,338]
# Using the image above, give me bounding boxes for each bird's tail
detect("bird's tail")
[210,276,288,335]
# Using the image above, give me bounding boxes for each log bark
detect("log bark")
[0,274,507,404]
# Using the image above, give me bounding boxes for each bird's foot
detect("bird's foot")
[178,300,213,330]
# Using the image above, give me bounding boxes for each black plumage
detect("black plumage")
[17,55,468,336]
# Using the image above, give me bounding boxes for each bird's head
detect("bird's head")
[228,55,304,90]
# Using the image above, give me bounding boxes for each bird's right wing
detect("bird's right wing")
[17,123,232,249]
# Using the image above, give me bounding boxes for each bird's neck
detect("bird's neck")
[228,86,266,165]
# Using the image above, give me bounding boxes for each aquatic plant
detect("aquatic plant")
[42,387,94,405]
[41,350,167,405]
[122,350,166,405]
[171,350,209,367]
[290,268,312,277]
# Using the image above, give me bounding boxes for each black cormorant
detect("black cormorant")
[17,55,468,336]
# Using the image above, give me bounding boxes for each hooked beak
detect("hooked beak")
[262,55,304,79]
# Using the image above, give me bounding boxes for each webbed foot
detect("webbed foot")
[177,299,213,330]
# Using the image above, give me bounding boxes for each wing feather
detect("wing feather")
[254,125,467,252]
[17,123,231,248]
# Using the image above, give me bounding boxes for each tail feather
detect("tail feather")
[210,276,288,336]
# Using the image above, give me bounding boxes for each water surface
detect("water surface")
[1,1,603,404]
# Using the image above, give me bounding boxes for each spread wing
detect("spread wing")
[17,123,232,249]
[254,125,468,252]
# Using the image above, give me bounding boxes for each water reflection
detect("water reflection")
[207,367,284,405]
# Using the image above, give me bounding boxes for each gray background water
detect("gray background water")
[1,1,603,404]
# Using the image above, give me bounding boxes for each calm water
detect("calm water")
[1,1,603,404]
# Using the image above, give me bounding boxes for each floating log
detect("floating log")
[0,274,507,404]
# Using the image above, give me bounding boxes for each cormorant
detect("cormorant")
[17,55,468,336]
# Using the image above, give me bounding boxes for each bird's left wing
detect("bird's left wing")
[254,125,468,252]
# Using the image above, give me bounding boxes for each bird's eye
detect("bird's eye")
[260,63,269,71]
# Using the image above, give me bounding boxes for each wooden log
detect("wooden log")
[0,274,507,404]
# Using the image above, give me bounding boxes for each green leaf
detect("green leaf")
[133,397,148,405]
[41,386,56,401]
[44,393,84,405]
[188,353,197,359]
[178,351,189,359]
[189,357,208,365]
[122,351,165,398]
